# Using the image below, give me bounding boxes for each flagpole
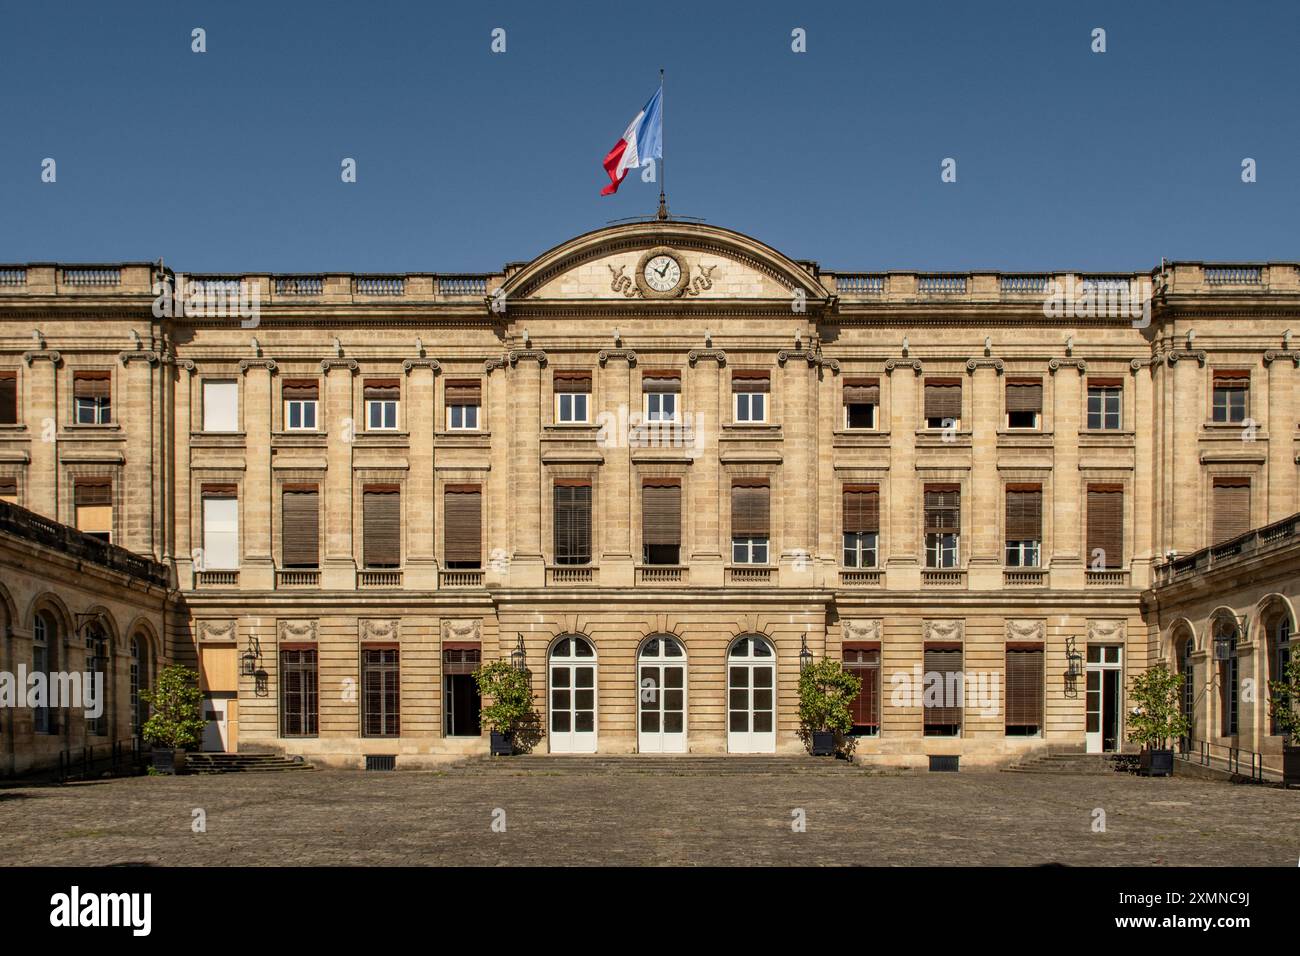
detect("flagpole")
[657,67,667,220]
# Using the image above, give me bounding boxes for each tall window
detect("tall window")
[554,370,591,424]
[1272,617,1293,736]
[554,481,592,565]
[923,644,963,736]
[1212,477,1251,545]
[364,379,400,431]
[281,380,319,430]
[1180,635,1195,748]
[1219,623,1239,737]
[73,371,112,424]
[129,637,142,736]
[1211,370,1249,424]
[1004,484,1042,567]
[74,479,113,542]
[1086,484,1123,569]
[842,484,879,567]
[730,480,770,564]
[842,378,878,430]
[844,645,880,736]
[201,485,239,570]
[280,648,318,737]
[445,379,481,430]
[642,478,682,565]
[0,369,17,425]
[1086,380,1122,430]
[924,485,960,568]
[732,371,769,423]
[85,626,108,736]
[444,484,483,568]
[362,485,401,568]
[1005,645,1045,736]
[642,370,680,422]
[361,647,400,737]
[32,612,54,734]
[202,380,239,432]
[923,379,961,429]
[1005,378,1042,430]
[281,485,320,568]
[443,645,481,737]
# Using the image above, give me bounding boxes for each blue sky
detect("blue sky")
[1,0,1296,272]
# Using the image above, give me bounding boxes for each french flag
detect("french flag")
[600,86,663,196]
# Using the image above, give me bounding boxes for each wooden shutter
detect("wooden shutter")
[642,479,681,547]
[73,370,111,399]
[442,644,482,676]
[554,481,592,564]
[281,485,320,567]
[843,484,880,534]
[74,479,112,507]
[363,485,401,567]
[361,647,400,737]
[0,371,16,424]
[445,379,481,405]
[844,645,880,727]
[731,370,770,393]
[923,645,963,726]
[363,378,401,400]
[1086,484,1123,568]
[924,379,961,420]
[1212,369,1250,388]
[924,484,961,535]
[444,485,483,565]
[842,378,879,404]
[1005,646,1045,728]
[641,370,681,393]
[731,480,770,537]
[0,477,17,501]
[1212,477,1251,544]
[1005,484,1042,540]
[554,370,592,393]
[1005,379,1043,413]
[280,379,318,400]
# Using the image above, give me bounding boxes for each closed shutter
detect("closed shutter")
[642,479,682,546]
[923,645,963,727]
[442,643,482,676]
[363,485,401,568]
[0,477,16,503]
[843,484,880,534]
[554,370,592,393]
[362,647,400,737]
[280,379,318,400]
[924,485,961,535]
[731,371,770,393]
[731,480,770,537]
[363,378,401,401]
[73,370,111,399]
[201,489,239,570]
[641,370,681,394]
[444,484,483,566]
[202,380,239,432]
[554,481,592,564]
[844,645,880,728]
[74,480,112,507]
[1212,477,1251,544]
[1086,484,1124,568]
[0,370,16,424]
[1005,484,1042,540]
[445,379,481,405]
[924,379,961,420]
[1212,369,1249,390]
[1005,646,1045,728]
[1005,379,1043,413]
[842,377,879,404]
[281,485,319,567]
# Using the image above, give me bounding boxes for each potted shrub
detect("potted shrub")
[1126,664,1189,777]
[1267,652,1300,788]
[140,664,206,774]
[474,659,541,756]
[797,658,862,757]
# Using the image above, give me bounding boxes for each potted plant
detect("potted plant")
[474,659,541,756]
[797,658,862,757]
[1126,664,1189,777]
[139,664,206,774]
[1267,652,1300,788]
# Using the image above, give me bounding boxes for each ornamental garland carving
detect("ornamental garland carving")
[279,619,318,642]
[360,619,399,641]
[441,619,481,643]
[922,619,964,642]
[1087,619,1126,642]
[843,620,881,642]
[197,619,237,642]
[1005,619,1045,641]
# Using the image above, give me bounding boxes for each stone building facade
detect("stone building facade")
[0,220,1296,769]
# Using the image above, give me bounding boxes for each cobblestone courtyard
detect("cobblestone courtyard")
[1,768,1295,867]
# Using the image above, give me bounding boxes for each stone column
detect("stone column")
[1049,364,1083,588]
[885,365,920,590]
[404,363,436,589]
[599,355,633,586]
[967,364,1000,589]
[321,361,356,589]
[174,361,195,585]
[1170,356,1201,554]
[688,353,723,586]
[510,355,545,587]
[779,359,812,587]
[238,362,275,589]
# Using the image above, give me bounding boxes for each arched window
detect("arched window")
[638,636,686,753]
[727,635,776,753]
[549,637,597,753]
[32,612,55,735]
[1272,616,1293,736]
[85,624,109,737]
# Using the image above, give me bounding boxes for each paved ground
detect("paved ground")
[1,766,1295,866]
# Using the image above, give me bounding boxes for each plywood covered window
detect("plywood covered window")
[554,480,592,565]
[1005,645,1045,735]
[201,484,239,569]
[202,380,239,432]
[362,485,401,568]
[923,378,961,428]
[74,479,112,542]
[281,484,320,568]
[641,477,681,565]
[1212,477,1251,544]
[1086,484,1123,569]
[444,484,483,568]
[923,643,963,735]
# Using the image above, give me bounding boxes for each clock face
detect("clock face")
[643,254,682,293]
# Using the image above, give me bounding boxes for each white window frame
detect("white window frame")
[1087,387,1122,431]
[844,402,877,430]
[201,495,240,570]
[556,392,589,424]
[731,536,769,565]
[75,396,111,425]
[284,399,318,431]
[447,403,480,430]
[734,392,767,424]
[644,392,678,423]
[366,399,399,431]
[843,531,878,568]
[1004,539,1041,567]
[925,533,959,568]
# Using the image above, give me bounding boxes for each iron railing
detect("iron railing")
[56,737,147,782]
[1175,738,1280,783]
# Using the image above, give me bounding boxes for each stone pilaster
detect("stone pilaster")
[404,363,436,589]
[967,363,1001,589]
[1049,363,1083,588]
[885,363,920,589]
[321,361,356,588]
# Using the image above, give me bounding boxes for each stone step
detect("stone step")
[452,755,862,775]
[183,753,315,774]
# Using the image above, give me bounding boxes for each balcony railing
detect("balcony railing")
[726,565,772,585]
[440,569,484,588]
[438,276,487,296]
[999,275,1049,295]
[636,565,687,585]
[836,274,885,295]
[1204,267,1262,286]
[0,268,27,286]
[917,275,967,295]
[355,276,405,296]
[275,276,324,296]
[357,569,402,588]
[922,569,966,587]
[197,570,239,587]
[1085,569,1130,587]
[0,499,169,588]
[63,267,120,287]
[276,569,320,587]
[839,569,882,587]
[1156,512,1300,586]
[1003,569,1046,587]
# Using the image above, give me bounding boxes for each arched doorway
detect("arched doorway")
[727,635,775,753]
[1177,630,1195,751]
[638,636,686,753]
[549,636,597,753]
[1268,612,1293,736]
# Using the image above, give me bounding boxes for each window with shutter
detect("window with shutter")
[73,370,112,424]
[0,477,16,504]
[1004,484,1042,567]
[201,485,239,570]
[202,380,239,432]
[1005,378,1042,429]
[1086,484,1124,568]
[362,485,401,568]
[446,379,482,429]
[281,485,320,568]
[0,370,17,425]
[842,377,879,429]
[923,644,963,734]
[842,484,879,567]
[641,370,681,422]
[730,480,770,564]
[923,379,961,428]
[1005,646,1045,735]
[1086,380,1122,430]
[1211,370,1249,424]
[554,481,592,565]
[280,648,318,737]
[554,370,592,423]
[924,484,960,568]
[444,484,483,568]
[281,379,319,430]
[364,378,400,431]
[641,478,681,565]
[74,479,113,541]
[843,644,880,734]
[362,647,400,737]
[1212,477,1251,544]
[732,371,769,423]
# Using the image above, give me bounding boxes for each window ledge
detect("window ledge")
[64,423,120,432]
[0,423,28,432]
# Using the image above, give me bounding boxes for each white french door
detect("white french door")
[638,637,686,753]
[1085,645,1123,753]
[727,636,776,753]
[549,637,597,753]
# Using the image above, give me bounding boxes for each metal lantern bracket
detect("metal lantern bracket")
[799,635,814,672]
[510,634,527,672]
[241,634,262,676]
[1065,636,1083,678]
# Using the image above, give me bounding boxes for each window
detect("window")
[1086,380,1122,430]
[364,379,400,431]
[73,371,112,424]
[1212,477,1251,544]
[1272,617,1292,736]
[74,479,112,542]
[0,370,16,424]
[443,645,481,736]
[924,485,960,568]
[1219,624,1239,737]
[1211,370,1249,424]
[1086,484,1123,569]
[844,645,880,736]
[1004,484,1042,567]
[730,481,770,564]
[923,644,963,736]
[554,370,591,424]
[444,484,482,569]
[0,477,16,505]
[642,370,680,422]
[554,481,592,565]
[201,485,239,570]
[32,612,54,734]
[731,371,769,423]
[202,380,239,432]
[445,379,481,430]
[280,648,318,737]
[1005,645,1045,736]
[641,478,681,565]
[842,378,879,430]
[362,485,401,568]
[129,638,142,736]
[842,484,879,567]
[362,647,400,737]
[1005,378,1042,430]
[281,485,320,568]
[85,626,108,736]
[923,378,961,429]
[281,380,319,430]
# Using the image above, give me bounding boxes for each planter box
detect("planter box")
[810,731,835,756]
[151,748,186,775]
[490,731,514,757]
[1284,746,1300,789]
[1139,747,1174,777]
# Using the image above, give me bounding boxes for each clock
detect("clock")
[635,246,689,298]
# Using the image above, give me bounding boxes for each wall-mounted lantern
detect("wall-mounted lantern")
[240,635,262,676]
[1066,637,1083,679]
[511,634,527,673]
[799,635,814,673]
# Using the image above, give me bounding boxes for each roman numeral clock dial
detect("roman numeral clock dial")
[635,247,688,298]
